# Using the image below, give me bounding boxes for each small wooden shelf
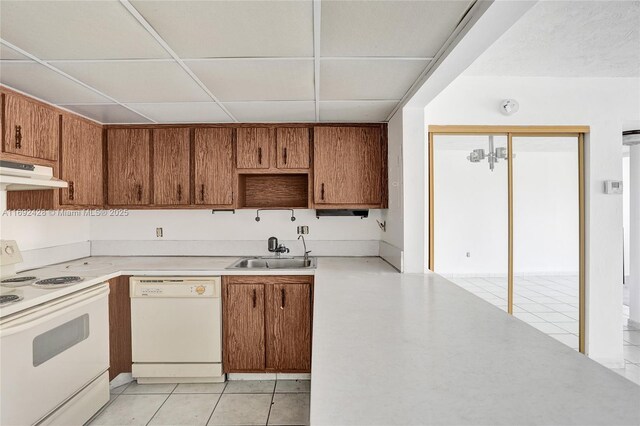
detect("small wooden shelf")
[237,174,309,209]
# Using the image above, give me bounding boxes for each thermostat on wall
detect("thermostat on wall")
[604,180,623,194]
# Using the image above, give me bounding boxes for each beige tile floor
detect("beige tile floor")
[88,380,310,426]
[447,275,580,349]
[448,275,640,386]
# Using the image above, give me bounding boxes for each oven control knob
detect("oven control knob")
[195,285,206,295]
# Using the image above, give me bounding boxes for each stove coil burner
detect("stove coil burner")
[33,276,84,288]
[0,294,23,306]
[1,276,37,287]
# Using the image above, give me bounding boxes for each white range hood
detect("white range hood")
[0,160,68,191]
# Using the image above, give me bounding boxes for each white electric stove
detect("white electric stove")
[0,240,110,425]
[0,240,88,311]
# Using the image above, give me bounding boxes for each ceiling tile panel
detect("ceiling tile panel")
[0,1,169,60]
[59,104,152,124]
[319,101,397,122]
[132,0,313,58]
[320,59,427,100]
[0,45,28,60]
[52,60,210,103]
[224,101,316,122]
[0,61,111,104]
[321,0,472,57]
[186,59,314,101]
[125,102,233,123]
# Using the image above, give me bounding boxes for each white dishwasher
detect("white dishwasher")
[130,276,223,383]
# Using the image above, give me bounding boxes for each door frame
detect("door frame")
[428,125,588,353]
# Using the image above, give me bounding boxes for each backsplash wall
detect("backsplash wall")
[89,209,384,256]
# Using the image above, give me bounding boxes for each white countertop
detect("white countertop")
[3,255,639,424]
[1,256,313,318]
[311,257,640,425]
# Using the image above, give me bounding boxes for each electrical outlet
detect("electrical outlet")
[156,228,163,238]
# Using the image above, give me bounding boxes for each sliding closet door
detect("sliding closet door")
[432,134,509,311]
[511,136,581,350]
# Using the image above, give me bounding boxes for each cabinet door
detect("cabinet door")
[107,129,151,206]
[314,126,382,205]
[3,94,58,161]
[153,128,190,205]
[236,128,272,169]
[60,116,103,206]
[194,128,234,206]
[266,282,312,371]
[224,284,265,371]
[276,128,309,169]
[109,276,132,380]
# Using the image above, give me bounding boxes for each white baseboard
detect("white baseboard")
[109,373,134,389]
[227,373,310,381]
[592,357,626,370]
[442,271,579,278]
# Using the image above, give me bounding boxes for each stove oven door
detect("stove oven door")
[0,283,109,425]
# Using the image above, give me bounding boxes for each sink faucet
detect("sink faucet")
[298,235,312,262]
[268,236,289,257]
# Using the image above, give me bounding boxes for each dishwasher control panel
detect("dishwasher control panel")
[130,277,221,298]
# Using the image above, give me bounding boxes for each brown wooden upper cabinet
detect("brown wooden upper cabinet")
[194,128,234,206]
[153,128,190,206]
[236,127,273,169]
[223,276,312,373]
[314,126,383,206]
[107,128,151,206]
[276,128,310,169]
[60,116,103,207]
[2,93,58,161]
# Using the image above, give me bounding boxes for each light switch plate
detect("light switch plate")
[0,240,23,266]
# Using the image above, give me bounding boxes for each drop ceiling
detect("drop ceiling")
[0,0,473,124]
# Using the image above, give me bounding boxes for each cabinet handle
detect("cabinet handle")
[258,147,262,165]
[280,288,285,309]
[137,184,142,202]
[177,184,182,201]
[15,125,22,149]
[252,289,257,308]
[321,183,325,201]
[200,184,205,202]
[283,147,287,165]
[68,181,75,201]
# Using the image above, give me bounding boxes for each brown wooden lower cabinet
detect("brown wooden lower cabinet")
[108,275,132,380]
[223,275,313,373]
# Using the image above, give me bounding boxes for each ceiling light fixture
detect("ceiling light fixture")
[467,135,509,172]
[500,99,519,115]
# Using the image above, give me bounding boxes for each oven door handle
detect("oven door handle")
[0,284,109,337]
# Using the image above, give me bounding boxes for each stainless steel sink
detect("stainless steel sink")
[227,256,316,270]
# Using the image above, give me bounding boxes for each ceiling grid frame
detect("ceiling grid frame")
[313,0,321,121]
[118,0,239,123]
[0,39,157,123]
[0,0,482,124]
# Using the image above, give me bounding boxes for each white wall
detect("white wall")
[380,108,427,273]
[434,143,579,276]
[0,191,92,269]
[623,155,630,282]
[420,75,640,366]
[89,209,383,256]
